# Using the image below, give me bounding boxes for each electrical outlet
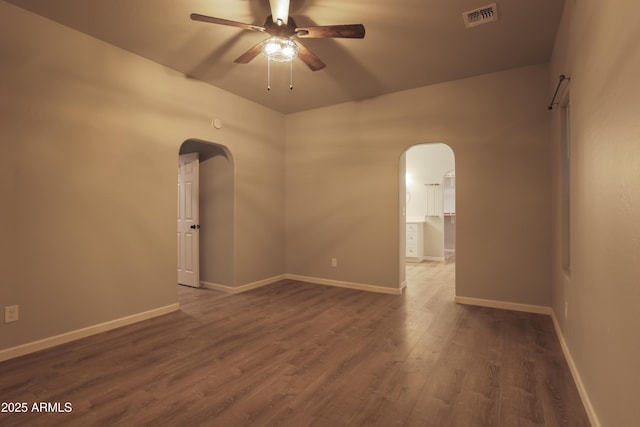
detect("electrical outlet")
[331,258,338,268]
[564,301,569,319]
[5,305,19,323]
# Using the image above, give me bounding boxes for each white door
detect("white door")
[177,153,200,287]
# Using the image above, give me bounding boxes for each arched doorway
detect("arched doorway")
[178,139,235,289]
[401,143,456,292]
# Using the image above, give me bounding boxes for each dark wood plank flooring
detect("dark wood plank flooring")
[0,260,590,426]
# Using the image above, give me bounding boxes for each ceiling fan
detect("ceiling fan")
[190,0,365,71]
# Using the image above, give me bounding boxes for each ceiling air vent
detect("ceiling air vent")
[463,3,498,28]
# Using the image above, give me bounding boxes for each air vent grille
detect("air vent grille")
[463,3,498,28]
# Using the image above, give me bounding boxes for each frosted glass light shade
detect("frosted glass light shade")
[261,36,299,62]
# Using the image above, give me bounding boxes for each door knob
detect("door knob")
[190,224,201,229]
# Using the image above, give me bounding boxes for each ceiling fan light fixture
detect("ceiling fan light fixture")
[260,36,299,62]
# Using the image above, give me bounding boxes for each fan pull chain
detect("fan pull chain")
[267,57,271,91]
[289,61,294,90]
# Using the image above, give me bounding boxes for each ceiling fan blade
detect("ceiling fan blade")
[234,42,263,64]
[295,24,365,39]
[269,0,290,25]
[190,13,265,33]
[294,40,326,71]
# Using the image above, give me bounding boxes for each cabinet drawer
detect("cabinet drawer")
[406,222,423,259]
[407,223,419,233]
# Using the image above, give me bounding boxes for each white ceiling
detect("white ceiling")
[5,0,565,113]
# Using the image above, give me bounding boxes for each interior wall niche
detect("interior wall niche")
[179,139,235,286]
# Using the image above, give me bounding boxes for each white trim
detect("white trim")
[550,311,601,427]
[454,296,552,315]
[286,274,403,295]
[406,256,446,263]
[200,275,287,294]
[202,275,403,296]
[200,281,235,293]
[0,304,179,362]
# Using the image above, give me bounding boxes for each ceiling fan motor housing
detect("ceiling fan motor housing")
[264,15,298,37]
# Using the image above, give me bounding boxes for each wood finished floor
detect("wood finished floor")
[0,261,590,426]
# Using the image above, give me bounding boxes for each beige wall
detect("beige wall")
[199,150,235,287]
[0,119,17,322]
[285,64,551,302]
[550,1,640,426]
[0,2,285,350]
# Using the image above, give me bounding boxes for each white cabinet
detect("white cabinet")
[406,222,424,262]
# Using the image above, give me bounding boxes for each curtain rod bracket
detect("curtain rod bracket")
[548,74,571,110]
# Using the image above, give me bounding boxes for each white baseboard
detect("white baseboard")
[202,275,403,296]
[200,275,287,294]
[550,311,601,427]
[454,296,552,315]
[286,274,403,295]
[406,256,445,263]
[200,281,234,293]
[0,303,179,363]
